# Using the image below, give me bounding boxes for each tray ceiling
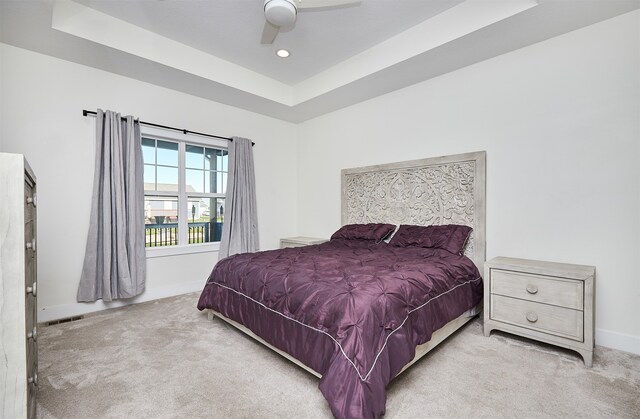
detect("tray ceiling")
[1,0,638,122]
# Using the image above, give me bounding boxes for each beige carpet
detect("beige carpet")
[37,293,640,418]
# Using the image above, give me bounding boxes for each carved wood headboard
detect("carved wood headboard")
[341,151,486,272]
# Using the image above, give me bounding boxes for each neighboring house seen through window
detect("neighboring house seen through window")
[142,133,227,256]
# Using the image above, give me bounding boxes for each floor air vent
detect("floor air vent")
[47,315,84,326]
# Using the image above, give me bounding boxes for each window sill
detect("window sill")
[145,242,220,258]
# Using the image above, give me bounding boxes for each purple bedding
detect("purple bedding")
[197,239,482,418]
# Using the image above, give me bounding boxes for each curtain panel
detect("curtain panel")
[218,137,259,258]
[77,109,146,302]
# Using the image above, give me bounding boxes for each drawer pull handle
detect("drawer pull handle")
[27,327,37,341]
[26,239,36,252]
[526,285,538,294]
[28,373,38,386]
[26,282,37,297]
[526,312,538,323]
[26,194,37,207]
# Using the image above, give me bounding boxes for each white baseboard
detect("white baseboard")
[596,328,640,355]
[38,279,204,323]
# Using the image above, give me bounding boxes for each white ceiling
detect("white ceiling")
[74,0,466,85]
[1,0,639,122]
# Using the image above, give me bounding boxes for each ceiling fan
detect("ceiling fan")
[261,0,361,44]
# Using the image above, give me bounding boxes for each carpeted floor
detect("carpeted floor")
[36,293,640,418]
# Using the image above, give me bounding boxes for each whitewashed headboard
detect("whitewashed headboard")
[341,151,486,272]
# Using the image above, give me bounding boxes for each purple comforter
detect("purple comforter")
[197,239,482,418]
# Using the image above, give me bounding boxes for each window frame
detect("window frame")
[142,126,228,258]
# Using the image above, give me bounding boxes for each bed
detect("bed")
[197,151,486,418]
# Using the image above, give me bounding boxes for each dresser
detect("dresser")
[0,153,38,418]
[280,236,327,249]
[483,257,595,367]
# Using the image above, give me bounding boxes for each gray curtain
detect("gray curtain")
[218,137,259,259]
[77,109,146,302]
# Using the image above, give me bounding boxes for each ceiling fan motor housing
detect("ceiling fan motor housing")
[264,0,297,27]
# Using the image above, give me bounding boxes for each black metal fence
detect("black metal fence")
[145,222,223,247]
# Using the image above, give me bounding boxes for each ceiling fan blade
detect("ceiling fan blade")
[293,0,360,9]
[261,21,280,44]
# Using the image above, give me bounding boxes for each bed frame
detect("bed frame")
[209,151,486,378]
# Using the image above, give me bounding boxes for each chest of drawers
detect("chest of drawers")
[0,153,38,418]
[483,257,595,367]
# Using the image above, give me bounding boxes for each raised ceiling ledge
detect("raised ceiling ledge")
[51,0,536,108]
[25,0,639,122]
[293,0,538,103]
[51,0,295,106]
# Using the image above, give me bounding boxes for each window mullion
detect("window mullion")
[178,141,188,246]
[144,191,179,197]
[186,192,224,198]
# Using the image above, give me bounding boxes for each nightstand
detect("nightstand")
[484,257,595,367]
[280,236,327,249]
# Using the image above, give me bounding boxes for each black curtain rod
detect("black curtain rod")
[82,110,254,146]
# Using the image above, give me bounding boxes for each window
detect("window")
[141,128,228,256]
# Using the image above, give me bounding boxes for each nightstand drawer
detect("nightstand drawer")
[491,269,583,310]
[490,295,583,341]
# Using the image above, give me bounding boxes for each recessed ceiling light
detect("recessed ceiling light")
[276,49,290,58]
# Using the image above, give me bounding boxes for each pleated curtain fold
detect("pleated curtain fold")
[218,136,259,259]
[77,109,146,302]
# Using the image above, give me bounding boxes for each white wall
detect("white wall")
[0,44,298,321]
[297,11,640,353]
